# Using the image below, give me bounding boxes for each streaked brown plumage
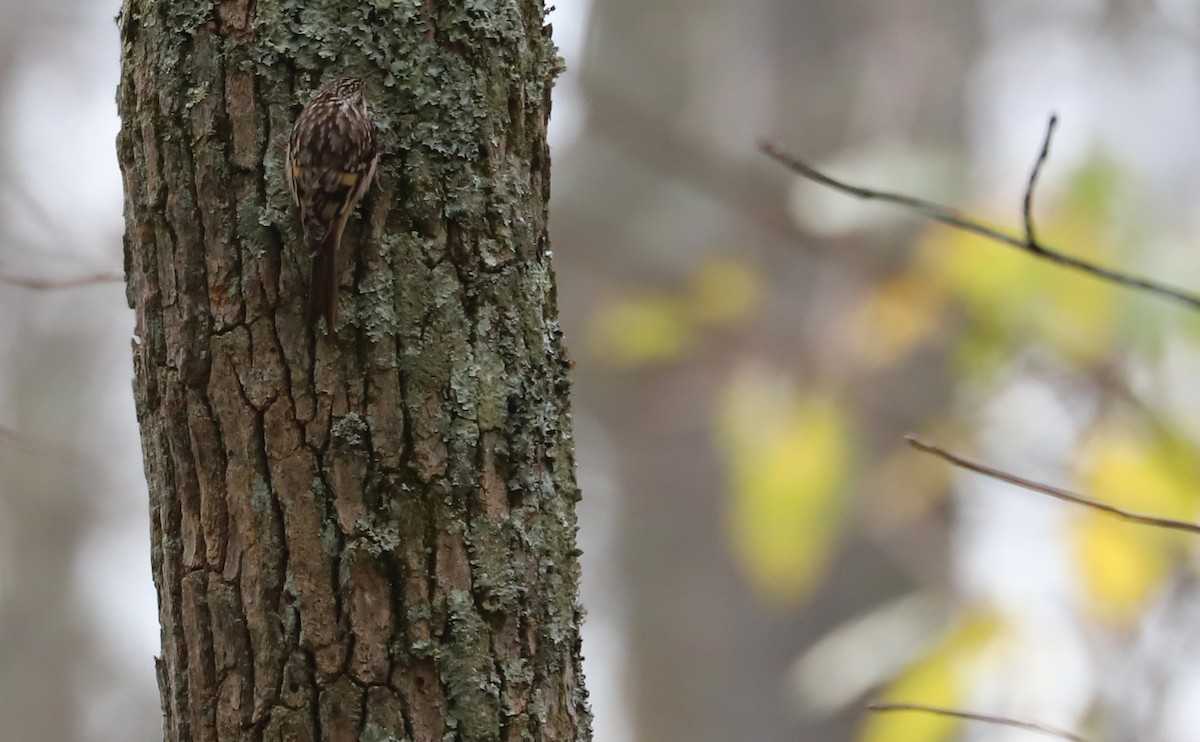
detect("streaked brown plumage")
[285,77,379,327]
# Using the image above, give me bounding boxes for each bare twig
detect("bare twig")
[868,701,1089,742]
[758,119,1200,314]
[0,423,76,459]
[1022,115,1057,249]
[906,435,1200,536]
[0,271,124,290]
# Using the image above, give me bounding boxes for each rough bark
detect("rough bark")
[115,1,590,740]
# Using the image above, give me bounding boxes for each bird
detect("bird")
[285,76,379,327]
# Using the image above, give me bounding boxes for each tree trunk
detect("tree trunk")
[115,2,590,740]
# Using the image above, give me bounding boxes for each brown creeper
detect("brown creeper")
[285,77,379,326]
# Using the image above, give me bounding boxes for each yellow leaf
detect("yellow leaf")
[1040,275,1114,361]
[717,367,851,605]
[858,611,1005,742]
[914,220,1033,319]
[588,293,694,367]
[1070,427,1200,623]
[1080,428,1197,522]
[1071,514,1168,624]
[847,271,945,368]
[684,256,761,326]
[1034,210,1118,361]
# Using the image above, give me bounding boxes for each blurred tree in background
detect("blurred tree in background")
[562,1,1200,741]
[561,1,979,740]
[7,1,1200,741]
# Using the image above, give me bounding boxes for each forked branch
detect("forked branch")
[758,116,1200,313]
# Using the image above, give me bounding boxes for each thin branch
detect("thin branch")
[867,702,1089,742]
[580,77,882,279]
[0,423,76,460]
[758,120,1200,314]
[0,271,124,290]
[906,435,1200,536]
[1023,114,1057,249]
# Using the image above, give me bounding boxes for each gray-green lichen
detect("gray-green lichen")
[440,590,503,739]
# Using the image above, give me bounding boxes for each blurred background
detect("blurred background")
[8,0,1200,740]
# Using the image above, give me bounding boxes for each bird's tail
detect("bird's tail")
[306,231,339,327]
